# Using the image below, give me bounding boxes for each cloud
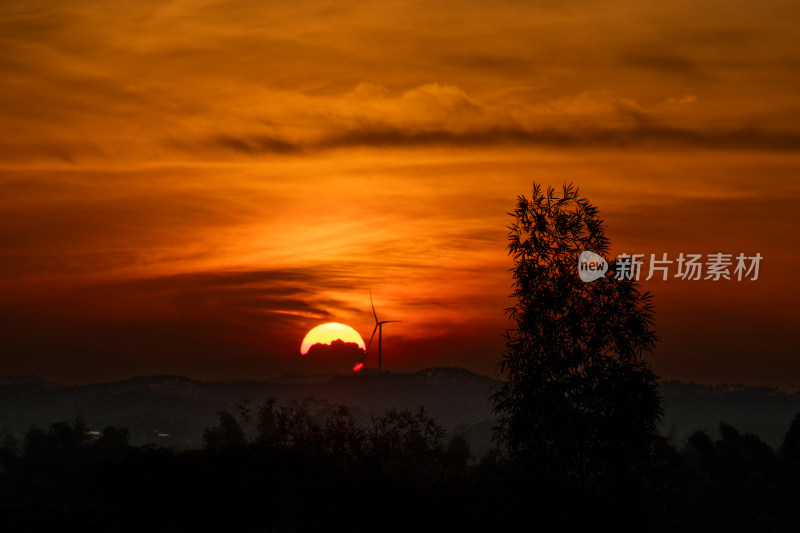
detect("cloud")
[301,340,366,374]
[197,122,800,154]
[160,85,800,155]
[621,54,699,76]
[190,134,302,155]
[2,0,800,163]
[0,265,369,382]
[666,95,698,105]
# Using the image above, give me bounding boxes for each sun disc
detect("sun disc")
[300,322,366,355]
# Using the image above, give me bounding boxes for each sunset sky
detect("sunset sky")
[1,0,798,386]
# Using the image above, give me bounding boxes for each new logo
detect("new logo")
[578,250,608,282]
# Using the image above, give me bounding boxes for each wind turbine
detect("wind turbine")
[366,290,400,371]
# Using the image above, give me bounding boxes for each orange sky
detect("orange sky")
[1,0,798,385]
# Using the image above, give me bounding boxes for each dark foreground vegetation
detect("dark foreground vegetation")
[2,399,800,532]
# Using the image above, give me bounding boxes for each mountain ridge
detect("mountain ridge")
[1,368,799,454]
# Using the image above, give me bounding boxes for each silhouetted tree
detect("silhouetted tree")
[0,430,17,480]
[367,407,445,479]
[445,433,472,471]
[235,396,252,425]
[269,398,326,452]
[687,430,717,473]
[323,405,365,460]
[203,411,246,449]
[92,425,131,461]
[254,397,365,461]
[780,412,800,468]
[492,183,662,485]
[256,396,280,446]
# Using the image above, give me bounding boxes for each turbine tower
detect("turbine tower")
[366,290,400,371]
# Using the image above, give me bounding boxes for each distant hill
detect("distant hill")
[0,375,60,387]
[659,380,800,449]
[1,369,799,458]
[0,367,498,455]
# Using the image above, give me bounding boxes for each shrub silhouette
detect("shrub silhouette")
[445,433,472,470]
[203,411,247,449]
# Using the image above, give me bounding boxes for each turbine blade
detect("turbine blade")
[366,323,379,352]
[370,289,379,323]
[381,320,401,324]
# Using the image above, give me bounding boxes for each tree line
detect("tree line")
[1,402,800,531]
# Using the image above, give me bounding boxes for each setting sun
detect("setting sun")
[300,323,366,355]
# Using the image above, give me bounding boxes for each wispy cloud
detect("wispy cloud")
[0,0,798,163]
